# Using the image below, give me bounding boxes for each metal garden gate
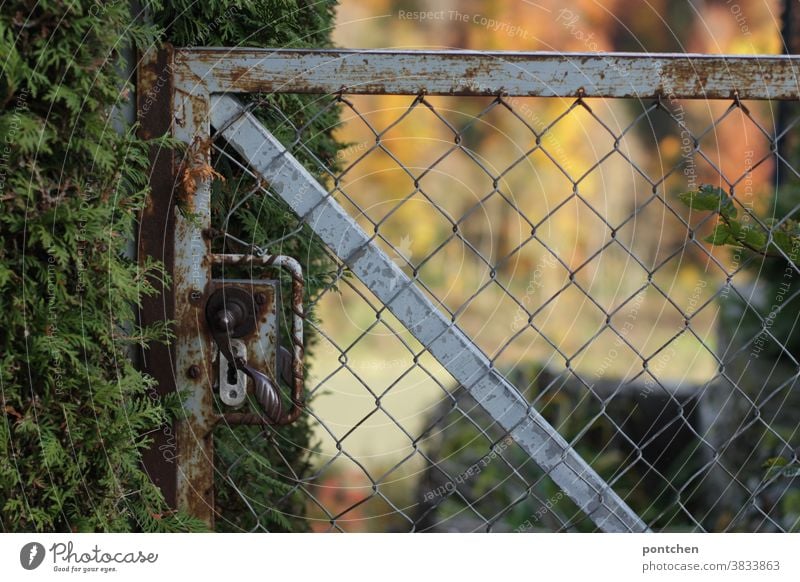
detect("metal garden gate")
[137,48,800,532]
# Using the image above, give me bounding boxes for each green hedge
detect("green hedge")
[0,0,339,532]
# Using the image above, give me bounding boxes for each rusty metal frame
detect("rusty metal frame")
[141,48,800,532]
[180,48,800,100]
[169,50,218,527]
[137,46,218,526]
[138,48,309,528]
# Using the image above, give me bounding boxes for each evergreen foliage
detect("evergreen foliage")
[1,0,339,532]
[151,0,341,532]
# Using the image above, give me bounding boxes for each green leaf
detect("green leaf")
[771,229,800,261]
[772,230,793,253]
[738,226,767,250]
[705,224,733,245]
[678,185,737,218]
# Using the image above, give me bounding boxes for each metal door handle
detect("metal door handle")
[234,358,283,420]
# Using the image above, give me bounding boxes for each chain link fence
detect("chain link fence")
[174,50,800,532]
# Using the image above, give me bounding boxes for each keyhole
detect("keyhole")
[226,360,238,385]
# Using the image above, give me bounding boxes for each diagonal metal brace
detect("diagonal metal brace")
[209,94,649,533]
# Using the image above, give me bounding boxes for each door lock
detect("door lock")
[205,285,283,421]
[204,254,305,426]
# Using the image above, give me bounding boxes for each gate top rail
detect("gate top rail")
[177,48,800,100]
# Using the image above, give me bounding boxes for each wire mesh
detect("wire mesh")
[207,88,800,533]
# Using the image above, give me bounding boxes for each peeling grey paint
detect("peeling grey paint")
[187,49,800,100]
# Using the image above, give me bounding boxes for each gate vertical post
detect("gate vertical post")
[171,51,215,526]
[138,47,216,527]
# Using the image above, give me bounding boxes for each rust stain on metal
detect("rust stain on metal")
[178,135,224,206]
[213,65,267,94]
[176,424,215,521]
[228,66,252,86]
